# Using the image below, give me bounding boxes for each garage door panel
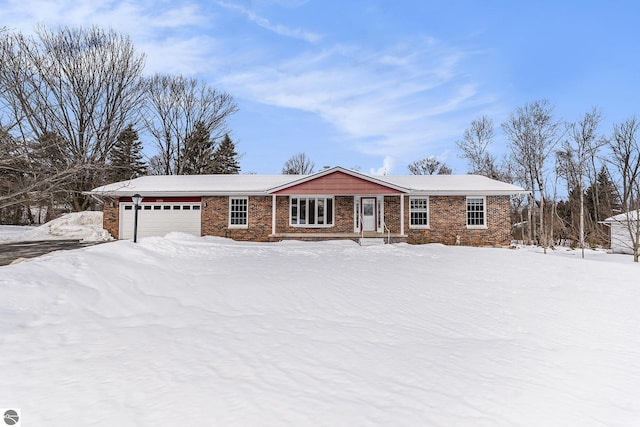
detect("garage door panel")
[120,203,201,239]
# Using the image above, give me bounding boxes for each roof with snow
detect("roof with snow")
[90,174,299,196]
[89,166,527,197]
[602,211,640,223]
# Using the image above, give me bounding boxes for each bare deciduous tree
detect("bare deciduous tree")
[145,74,237,175]
[0,128,85,213]
[282,153,314,174]
[408,157,452,175]
[0,26,147,210]
[502,100,564,251]
[456,115,502,178]
[556,107,605,257]
[607,117,640,262]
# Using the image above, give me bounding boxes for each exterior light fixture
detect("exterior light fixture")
[132,193,143,243]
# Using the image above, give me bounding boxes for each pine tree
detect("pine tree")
[212,133,240,174]
[108,124,147,181]
[181,121,216,175]
[585,166,619,224]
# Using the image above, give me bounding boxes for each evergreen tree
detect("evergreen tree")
[585,166,619,225]
[212,133,240,174]
[108,124,147,181]
[181,121,216,175]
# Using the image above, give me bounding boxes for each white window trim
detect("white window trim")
[289,195,335,228]
[409,196,430,229]
[466,196,487,229]
[377,196,384,232]
[229,196,248,229]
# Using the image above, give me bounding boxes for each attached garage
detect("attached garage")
[119,197,201,239]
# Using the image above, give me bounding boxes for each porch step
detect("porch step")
[359,237,386,246]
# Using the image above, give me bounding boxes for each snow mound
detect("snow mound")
[19,211,113,242]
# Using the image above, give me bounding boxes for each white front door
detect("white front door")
[361,198,376,231]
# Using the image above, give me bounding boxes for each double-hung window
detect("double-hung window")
[466,197,486,228]
[290,196,334,227]
[410,197,429,228]
[229,197,248,228]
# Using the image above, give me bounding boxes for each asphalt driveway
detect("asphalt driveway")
[0,240,108,266]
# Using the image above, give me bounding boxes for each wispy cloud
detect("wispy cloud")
[1,0,215,75]
[221,39,492,172]
[216,1,321,43]
[0,0,496,174]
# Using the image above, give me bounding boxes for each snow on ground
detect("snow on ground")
[1,235,640,426]
[0,224,38,242]
[0,211,112,242]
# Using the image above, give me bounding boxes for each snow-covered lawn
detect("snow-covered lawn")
[1,234,639,426]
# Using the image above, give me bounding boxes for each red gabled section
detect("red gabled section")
[273,171,404,195]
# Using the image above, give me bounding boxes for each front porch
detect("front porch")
[269,169,410,243]
[270,193,407,242]
[270,231,408,244]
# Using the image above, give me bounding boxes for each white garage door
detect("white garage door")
[120,201,201,239]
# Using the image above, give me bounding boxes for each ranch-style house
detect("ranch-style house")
[89,166,527,246]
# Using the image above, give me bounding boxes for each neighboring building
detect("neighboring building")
[88,166,527,246]
[602,211,640,254]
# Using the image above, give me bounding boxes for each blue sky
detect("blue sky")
[3,0,640,175]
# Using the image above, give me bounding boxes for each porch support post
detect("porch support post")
[400,194,405,235]
[272,194,276,235]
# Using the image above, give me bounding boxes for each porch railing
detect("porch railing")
[382,221,390,244]
[357,211,391,245]
[358,211,364,245]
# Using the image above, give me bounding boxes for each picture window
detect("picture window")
[290,197,334,227]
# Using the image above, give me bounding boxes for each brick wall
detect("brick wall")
[406,195,512,246]
[103,198,119,239]
[384,196,401,234]
[201,196,273,241]
[105,193,512,246]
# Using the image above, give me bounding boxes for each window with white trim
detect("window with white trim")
[229,197,248,227]
[290,196,334,227]
[466,197,486,227]
[410,197,429,228]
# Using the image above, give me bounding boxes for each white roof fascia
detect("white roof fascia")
[408,189,530,196]
[89,191,270,198]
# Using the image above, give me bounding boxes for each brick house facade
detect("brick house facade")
[92,167,526,246]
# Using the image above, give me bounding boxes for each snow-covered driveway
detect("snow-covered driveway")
[1,234,639,426]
